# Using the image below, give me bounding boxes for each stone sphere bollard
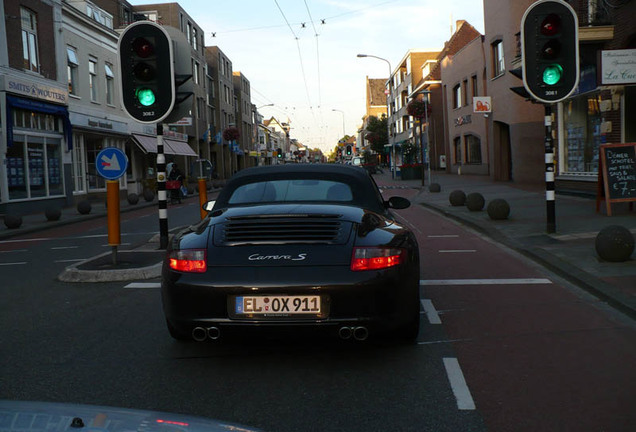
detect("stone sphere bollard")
[45,207,62,221]
[143,189,155,202]
[429,183,441,193]
[127,193,139,205]
[4,214,22,229]
[487,199,511,220]
[595,225,635,262]
[466,192,485,211]
[449,190,466,206]
[77,200,92,215]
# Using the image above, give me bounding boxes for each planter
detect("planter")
[400,166,422,180]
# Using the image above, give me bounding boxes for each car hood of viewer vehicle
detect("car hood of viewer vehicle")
[0,400,261,432]
[172,203,410,268]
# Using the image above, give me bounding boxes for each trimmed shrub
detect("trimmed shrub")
[45,207,62,221]
[595,225,634,262]
[428,183,441,193]
[77,200,92,215]
[466,192,485,211]
[4,214,22,229]
[449,190,466,206]
[143,189,155,202]
[127,193,140,205]
[487,199,511,220]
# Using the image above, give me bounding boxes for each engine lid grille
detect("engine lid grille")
[216,214,349,245]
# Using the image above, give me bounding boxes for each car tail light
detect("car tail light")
[168,249,207,273]
[350,247,404,271]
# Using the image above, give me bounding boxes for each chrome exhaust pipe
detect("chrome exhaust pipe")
[353,326,369,341]
[192,327,207,342]
[338,326,352,340]
[207,326,221,340]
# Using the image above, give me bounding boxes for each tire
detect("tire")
[166,319,191,341]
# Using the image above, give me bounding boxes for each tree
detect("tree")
[365,115,388,155]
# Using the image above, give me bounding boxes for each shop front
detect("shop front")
[0,78,71,216]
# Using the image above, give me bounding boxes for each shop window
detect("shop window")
[563,92,602,173]
[465,134,482,164]
[7,135,64,200]
[21,7,39,72]
[68,47,79,95]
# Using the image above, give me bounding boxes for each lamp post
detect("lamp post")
[357,53,394,178]
[331,109,345,136]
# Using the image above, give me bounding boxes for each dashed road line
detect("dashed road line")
[51,246,79,250]
[438,249,476,253]
[421,299,442,324]
[0,262,27,266]
[54,259,85,263]
[428,234,459,238]
[443,357,476,410]
[420,278,553,285]
[125,282,161,289]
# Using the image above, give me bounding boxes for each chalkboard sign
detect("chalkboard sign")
[597,143,636,216]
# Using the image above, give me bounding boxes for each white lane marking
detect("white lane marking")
[438,250,476,253]
[421,299,442,324]
[125,282,161,289]
[0,249,28,253]
[101,243,131,247]
[420,278,553,286]
[54,259,85,263]
[0,262,27,266]
[428,234,459,238]
[51,246,79,250]
[0,237,52,244]
[443,357,476,410]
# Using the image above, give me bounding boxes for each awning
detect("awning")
[165,138,197,157]
[132,134,197,157]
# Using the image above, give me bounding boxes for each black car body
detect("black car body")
[161,164,420,342]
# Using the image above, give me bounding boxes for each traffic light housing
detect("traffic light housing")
[346,145,352,156]
[277,148,283,159]
[521,0,579,104]
[118,21,175,123]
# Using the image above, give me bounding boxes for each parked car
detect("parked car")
[161,164,421,343]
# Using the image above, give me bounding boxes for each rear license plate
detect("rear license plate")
[235,295,321,316]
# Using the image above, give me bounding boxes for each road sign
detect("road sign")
[96,147,128,180]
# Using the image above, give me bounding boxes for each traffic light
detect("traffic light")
[346,145,352,156]
[521,0,579,104]
[277,148,283,159]
[118,21,175,123]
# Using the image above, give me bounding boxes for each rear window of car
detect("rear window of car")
[228,180,353,204]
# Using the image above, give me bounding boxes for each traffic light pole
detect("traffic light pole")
[544,104,556,233]
[157,124,169,249]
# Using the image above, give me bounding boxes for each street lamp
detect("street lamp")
[257,103,274,110]
[331,109,345,136]
[357,53,394,179]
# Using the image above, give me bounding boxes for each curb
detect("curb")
[57,250,164,283]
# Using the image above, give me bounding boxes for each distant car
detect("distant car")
[161,164,421,343]
[351,156,363,166]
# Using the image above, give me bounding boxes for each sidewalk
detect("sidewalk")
[373,169,635,318]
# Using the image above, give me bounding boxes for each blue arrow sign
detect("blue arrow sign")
[96,147,128,180]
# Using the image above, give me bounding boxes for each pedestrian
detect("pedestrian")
[168,163,183,204]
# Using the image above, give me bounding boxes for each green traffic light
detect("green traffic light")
[542,64,563,85]
[136,88,156,106]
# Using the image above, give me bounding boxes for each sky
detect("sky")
[128,0,485,153]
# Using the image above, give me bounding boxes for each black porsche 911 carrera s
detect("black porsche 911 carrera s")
[161,164,421,342]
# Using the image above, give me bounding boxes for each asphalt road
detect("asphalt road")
[1,191,634,432]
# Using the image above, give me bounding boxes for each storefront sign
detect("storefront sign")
[168,117,193,126]
[70,112,128,134]
[601,49,636,85]
[454,115,472,127]
[4,77,68,104]
[473,97,492,113]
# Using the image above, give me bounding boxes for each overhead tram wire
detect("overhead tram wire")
[304,0,322,109]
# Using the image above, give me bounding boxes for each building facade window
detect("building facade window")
[67,47,79,95]
[492,40,505,77]
[89,58,98,102]
[465,134,482,164]
[105,63,114,105]
[471,75,478,98]
[562,92,602,174]
[21,7,39,72]
[192,60,199,85]
[453,84,462,109]
[453,136,462,164]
